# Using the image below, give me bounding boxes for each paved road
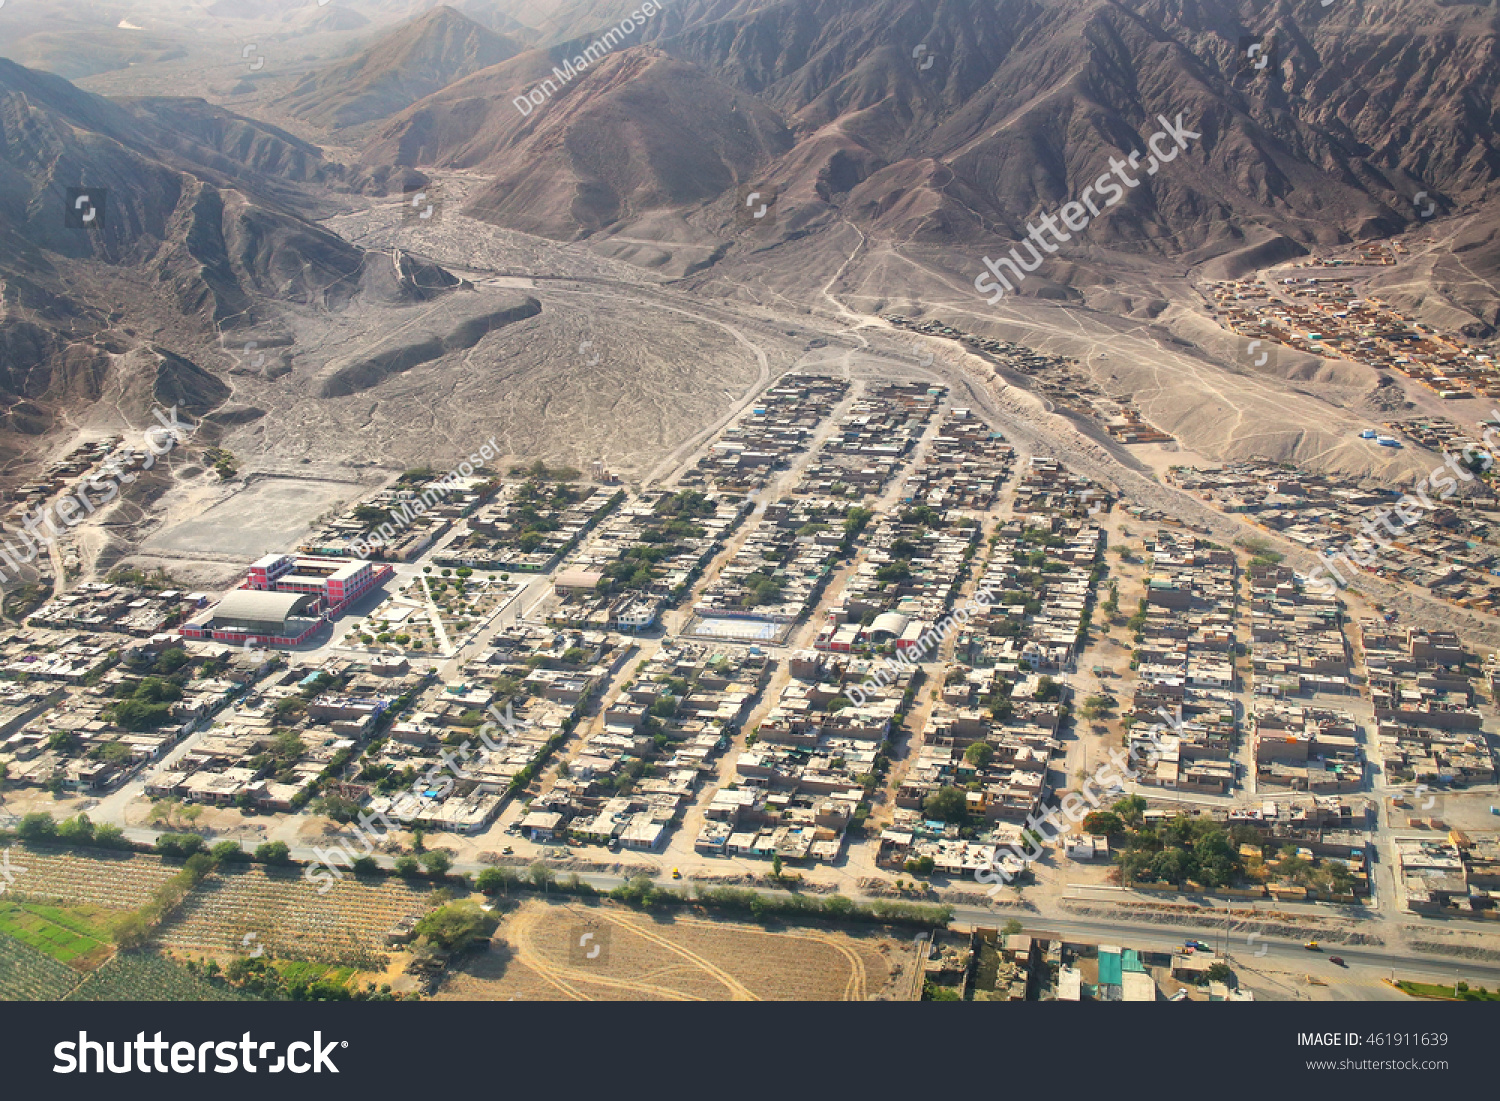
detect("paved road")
[97,814,1500,995]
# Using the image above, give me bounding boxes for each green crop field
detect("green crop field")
[1398,980,1500,1002]
[0,901,114,969]
[0,936,85,1000]
[273,959,358,988]
[67,954,261,1002]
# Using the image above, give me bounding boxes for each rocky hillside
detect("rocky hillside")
[0,56,461,455]
[357,0,1499,329]
[279,5,523,129]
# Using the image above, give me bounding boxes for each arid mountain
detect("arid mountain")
[355,0,1499,331]
[0,0,190,81]
[306,6,376,33]
[0,28,189,82]
[446,0,542,39]
[1,0,1498,489]
[363,45,792,239]
[0,57,461,454]
[279,5,523,130]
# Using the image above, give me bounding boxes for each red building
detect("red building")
[243,553,390,613]
[179,552,392,647]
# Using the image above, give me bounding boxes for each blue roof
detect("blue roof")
[1098,949,1123,986]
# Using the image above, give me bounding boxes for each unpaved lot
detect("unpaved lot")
[435,898,915,1001]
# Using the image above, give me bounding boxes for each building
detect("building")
[555,569,604,596]
[179,590,323,646]
[180,552,393,646]
[243,552,388,613]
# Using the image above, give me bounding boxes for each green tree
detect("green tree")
[394,855,421,877]
[413,901,496,953]
[155,646,190,674]
[476,867,519,894]
[110,912,150,951]
[1082,811,1123,836]
[93,823,128,849]
[923,787,969,823]
[1115,850,1154,886]
[314,793,362,823]
[55,814,94,844]
[254,841,291,865]
[93,742,134,765]
[110,698,175,731]
[528,862,555,889]
[963,742,994,768]
[1112,794,1147,828]
[47,730,79,753]
[1323,862,1356,897]
[211,840,249,863]
[269,730,305,760]
[1081,695,1115,720]
[155,833,206,858]
[420,850,453,877]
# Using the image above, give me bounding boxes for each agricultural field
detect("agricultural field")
[272,959,360,990]
[156,866,437,966]
[0,901,114,969]
[0,936,86,1001]
[1397,980,1500,1002]
[5,846,180,910]
[435,899,917,1001]
[66,953,259,1002]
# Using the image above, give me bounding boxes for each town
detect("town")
[3,368,1499,1003]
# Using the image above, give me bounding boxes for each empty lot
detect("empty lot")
[143,475,362,558]
[436,898,917,1001]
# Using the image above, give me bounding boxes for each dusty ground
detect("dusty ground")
[143,474,364,558]
[1424,791,1500,833]
[434,897,915,1001]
